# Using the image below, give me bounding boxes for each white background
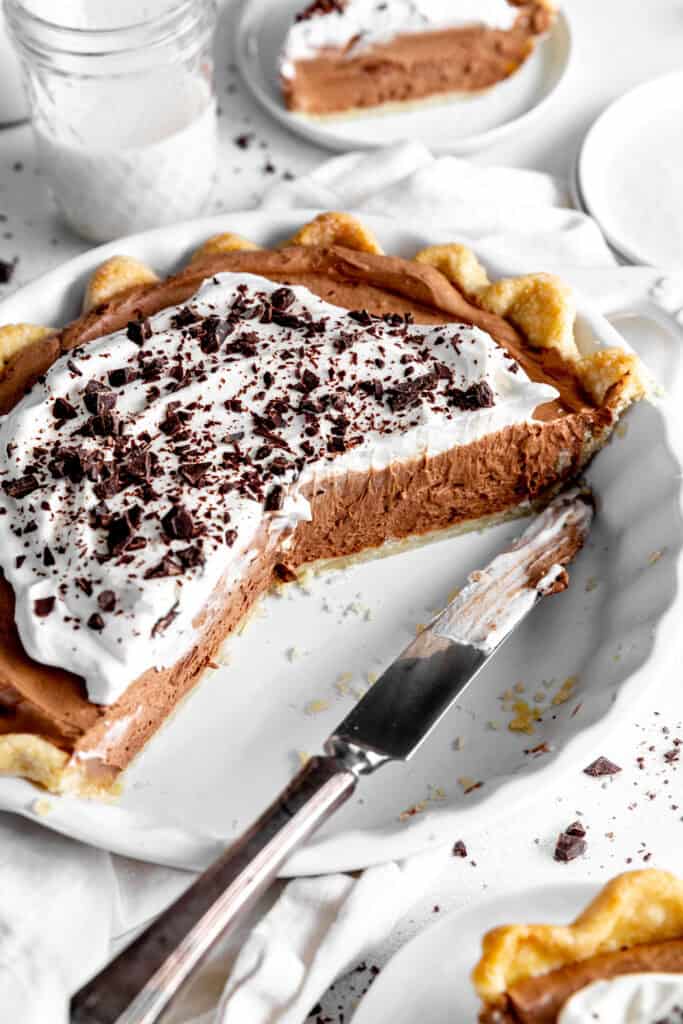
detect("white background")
[1,1,683,1020]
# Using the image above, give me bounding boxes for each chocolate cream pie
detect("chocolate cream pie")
[280,0,557,117]
[473,870,683,1023]
[0,212,644,795]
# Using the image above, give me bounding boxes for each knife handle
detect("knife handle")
[71,755,357,1024]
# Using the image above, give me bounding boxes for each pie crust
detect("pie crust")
[0,213,644,795]
[473,869,683,1022]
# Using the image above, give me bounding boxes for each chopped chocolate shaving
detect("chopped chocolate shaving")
[179,461,211,487]
[84,381,116,416]
[53,397,78,420]
[566,820,586,837]
[452,840,468,857]
[386,372,437,412]
[106,507,141,555]
[0,258,16,284]
[144,554,184,579]
[87,612,105,631]
[151,601,179,637]
[177,545,204,568]
[75,577,93,597]
[97,590,116,612]
[126,317,152,346]
[108,366,138,388]
[584,756,622,777]
[161,504,194,540]
[3,474,39,498]
[264,485,284,512]
[43,546,55,567]
[33,596,55,617]
[448,381,495,411]
[554,830,587,862]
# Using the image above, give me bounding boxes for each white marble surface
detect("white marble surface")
[1,2,683,1022]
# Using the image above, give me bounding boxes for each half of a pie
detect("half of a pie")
[473,869,683,1022]
[280,0,557,117]
[0,212,644,795]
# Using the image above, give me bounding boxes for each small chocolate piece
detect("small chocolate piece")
[453,840,468,858]
[566,821,586,837]
[33,596,55,617]
[270,287,295,311]
[296,0,346,21]
[84,381,116,416]
[448,381,495,411]
[126,318,152,346]
[106,507,141,555]
[53,397,78,420]
[179,461,211,487]
[554,822,587,862]
[144,555,184,579]
[97,590,116,612]
[584,756,622,777]
[3,474,39,499]
[108,367,138,388]
[87,612,105,631]
[161,504,194,540]
[265,485,284,512]
[0,258,16,284]
[43,546,55,567]
[151,601,179,637]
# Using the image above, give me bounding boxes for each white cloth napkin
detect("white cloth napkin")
[1,141,619,1024]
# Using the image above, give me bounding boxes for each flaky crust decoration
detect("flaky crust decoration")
[189,233,262,263]
[82,255,159,313]
[0,212,644,418]
[281,211,384,254]
[473,870,683,1004]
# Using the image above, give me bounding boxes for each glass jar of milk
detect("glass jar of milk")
[4,0,217,241]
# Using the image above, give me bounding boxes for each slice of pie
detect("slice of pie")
[280,0,557,117]
[473,870,683,1023]
[0,212,644,795]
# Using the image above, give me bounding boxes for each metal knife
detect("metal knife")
[71,487,593,1024]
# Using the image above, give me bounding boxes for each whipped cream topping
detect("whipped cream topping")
[559,973,683,1023]
[0,273,556,706]
[280,0,519,77]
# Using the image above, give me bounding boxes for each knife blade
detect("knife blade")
[71,487,593,1024]
[328,486,594,767]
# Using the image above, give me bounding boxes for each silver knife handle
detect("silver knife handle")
[71,755,357,1024]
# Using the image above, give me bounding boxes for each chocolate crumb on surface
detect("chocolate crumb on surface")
[584,756,622,777]
[554,821,587,862]
[453,839,468,857]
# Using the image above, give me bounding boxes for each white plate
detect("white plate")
[235,0,572,154]
[0,210,682,876]
[352,881,597,1023]
[578,71,683,269]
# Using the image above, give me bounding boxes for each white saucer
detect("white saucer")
[578,71,683,269]
[235,0,572,154]
[352,882,597,1023]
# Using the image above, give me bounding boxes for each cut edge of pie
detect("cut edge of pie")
[280,0,558,118]
[0,212,646,797]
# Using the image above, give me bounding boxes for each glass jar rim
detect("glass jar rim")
[4,0,215,58]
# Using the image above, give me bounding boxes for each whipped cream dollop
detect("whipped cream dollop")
[280,0,519,77]
[0,273,556,705]
[559,973,683,1023]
